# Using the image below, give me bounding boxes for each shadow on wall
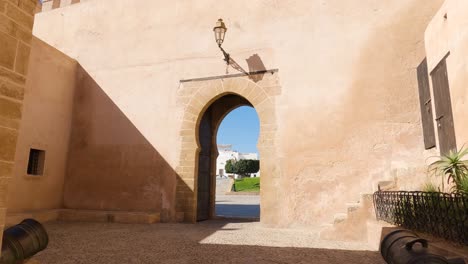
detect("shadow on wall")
[246,54,267,83]
[63,64,192,222]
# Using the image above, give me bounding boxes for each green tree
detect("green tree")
[225,159,235,174]
[233,159,259,176]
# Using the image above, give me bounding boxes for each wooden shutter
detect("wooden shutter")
[417,58,436,149]
[431,57,457,155]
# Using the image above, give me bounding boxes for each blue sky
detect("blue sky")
[216,106,259,154]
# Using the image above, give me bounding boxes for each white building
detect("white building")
[216,145,259,178]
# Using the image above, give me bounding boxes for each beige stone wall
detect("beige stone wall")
[425,0,468,151]
[28,0,444,227]
[63,63,178,221]
[0,0,36,249]
[6,37,77,214]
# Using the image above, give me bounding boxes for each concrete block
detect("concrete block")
[0,16,33,44]
[0,126,18,161]
[0,80,24,100]
[0,116,19,129]
[0,31,17,70]
[6,3,33,30]
[0,177,11,207]
[18,0,36,15]
[14,41,30,75]
[0,67,26,84]
[0,96,22,119]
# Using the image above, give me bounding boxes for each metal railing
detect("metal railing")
[373,191,468,245]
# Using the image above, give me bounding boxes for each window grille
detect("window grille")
[27,149,45,175]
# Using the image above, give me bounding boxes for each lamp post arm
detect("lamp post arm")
[218,45,230,64]
[217,44,249,76]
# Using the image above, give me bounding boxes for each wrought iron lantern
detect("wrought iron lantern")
[213,18,227,47]
[212,18,248,75]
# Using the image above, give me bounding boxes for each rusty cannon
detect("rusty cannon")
[380,229,466,264]
[0,219,48,264]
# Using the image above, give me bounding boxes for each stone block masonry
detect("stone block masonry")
[0,0,35,253]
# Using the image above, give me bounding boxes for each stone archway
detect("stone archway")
[175,70,281,224]
[196,94,252,221]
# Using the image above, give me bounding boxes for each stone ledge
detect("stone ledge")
[6,209,161,225]
[59,209,161,224]
[5,209,60,227]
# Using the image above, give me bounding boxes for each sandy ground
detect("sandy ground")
[33,220,385,264]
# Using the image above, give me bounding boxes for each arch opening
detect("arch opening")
[196,94,260,221]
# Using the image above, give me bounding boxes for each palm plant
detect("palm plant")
[458,176,468,194]
[422,181,439,193]
[428,147,468,193]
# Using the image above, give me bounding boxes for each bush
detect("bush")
[224,159,260,176]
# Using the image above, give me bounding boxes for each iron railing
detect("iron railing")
[373,191,468,245]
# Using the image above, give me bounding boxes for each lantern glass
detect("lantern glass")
[213,19,227,46]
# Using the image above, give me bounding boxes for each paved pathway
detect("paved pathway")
[33,221,384,263]
[215,177,260,219]
[215,194,260,219]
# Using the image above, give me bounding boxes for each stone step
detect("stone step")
[345,202,361,214]
[333,213,348,224]
[320,223,334,228]
[378,180,396,191]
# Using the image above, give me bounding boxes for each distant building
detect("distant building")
[216,145,259,178]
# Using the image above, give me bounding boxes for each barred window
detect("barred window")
[27,149,45,176]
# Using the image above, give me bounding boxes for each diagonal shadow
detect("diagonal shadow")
[64,63,189,222]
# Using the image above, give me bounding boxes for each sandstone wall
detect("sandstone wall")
[0,0,36,251]
[29,0,444,226]
[6,37,76,213]
[425,0,468,152]
[63,63,178,221]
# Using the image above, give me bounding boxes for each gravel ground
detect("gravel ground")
[34,220,385,264]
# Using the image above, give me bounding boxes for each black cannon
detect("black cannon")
[380,229,466,264]
[0,219,48,264]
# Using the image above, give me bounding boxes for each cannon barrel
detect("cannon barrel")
[0,219,48,264]
[380,229,465,264]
